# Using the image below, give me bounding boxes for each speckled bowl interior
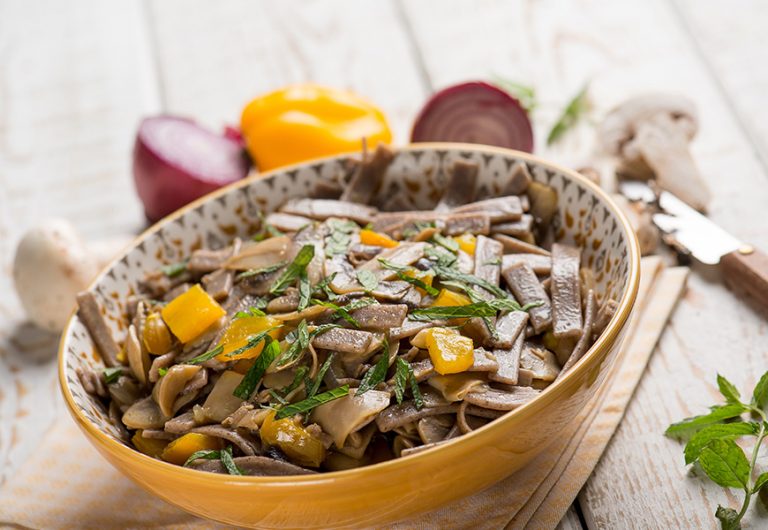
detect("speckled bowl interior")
[59,143,639,529]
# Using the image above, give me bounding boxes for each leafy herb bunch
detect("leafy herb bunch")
[666,372,768,530]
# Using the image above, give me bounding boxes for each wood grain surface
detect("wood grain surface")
[1,1,767,528]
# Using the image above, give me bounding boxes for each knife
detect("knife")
[619,181,768,310]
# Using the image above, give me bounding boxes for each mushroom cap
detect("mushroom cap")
[13,219,99,332]
[598,94,698,156]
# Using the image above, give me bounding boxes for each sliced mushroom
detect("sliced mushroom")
[200,371,245,422]
[152,364,202,417]
[122,396,169,430]
[126,325,150,385]
[427,373,487,402]
[599,94,710,211]
[311,389,391,448]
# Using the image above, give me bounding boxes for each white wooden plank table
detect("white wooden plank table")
[2,1,767,528]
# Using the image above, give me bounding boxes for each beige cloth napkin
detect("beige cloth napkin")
[0,258,687,530]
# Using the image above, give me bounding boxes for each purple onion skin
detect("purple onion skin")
[133,116,249,223]
[411,81,534,153]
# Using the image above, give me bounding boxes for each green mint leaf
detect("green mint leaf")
[298,269,311,311]
[751,371,768,409]
[410,369,424,409]
[233,307,267,319]
[665,404,749,440]
[232,337,280,400]
[270,245,315,295]
[277,320,309,366]
[546,83,590,146]
[324,219,358,258]
[312,272,339,300]
[753,472,768,494]
[275,384,349,420]
[220,446,244,476]
[223,327,280,359]
[431,233,459,253]
[411,303,497,321]
[268,389,289,405]
[698,438,750,489]
[433,265,507,299]
[715,505,741,530]
[313,298,376,328]
[103,366,123,384]
[277,366,309,397]
[305,353,335,399]
[394,358,410,404]
[684,423,759,465]
[185,345,224,365]
[358,343,390,395]
[161,258,188,278]
[236,261,287,281]
[717,374,742,405]
[158,367,168,377]
[425,245,457,268]
[356,270,379,292]
[182,449,221,467]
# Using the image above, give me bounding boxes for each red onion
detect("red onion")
[411,81,534,153]
[133,116,250,222]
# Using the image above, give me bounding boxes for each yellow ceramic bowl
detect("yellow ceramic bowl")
[59,144,640,529]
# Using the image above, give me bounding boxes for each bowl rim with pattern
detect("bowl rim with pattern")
[58,142,640,527]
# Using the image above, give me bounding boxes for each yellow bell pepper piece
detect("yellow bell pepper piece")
[359,229,398,248]
[260,411,326,468]
[132,430,168,458]
[454,234,477,255]
[143,312,173,355]
[430,288,472,307]
[240,84,392,171]
[161,433,223,465]
[215,315,283,362]
[161,284,225,343]
[424,327,475,375]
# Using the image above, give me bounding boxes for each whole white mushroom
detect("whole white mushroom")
[12,219,129,333]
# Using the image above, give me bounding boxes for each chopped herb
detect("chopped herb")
[103,366,123,384]
[232,337,281,400]
[158,367,168,377]
[433,266,507,299]
[425,245,457,268]
[431,233,459,253]
[234,307,267,319]
[491,75,538,112]
[547,83,590,146]
[356,270,379,292]
[161,258,188,278]
[220,446,244,475]
[402,220,436,239]
[275,384,350,420]
[312,272,339,301]
[270,244,315,295]
[378,258,439,296]
[223,327,280,359]
[185,345,224,365]
[394,358,423,408]
[268,389,289,405]
[357,341,390,395]
[483,257,502,266]
[183,449,221,467]
[298,269,311,311]
[278,366,310,396]
[324,219,358,257]
[313,298,376,327]
[253,212,284,241]
[277,320,310,366]
[306,353,335,399]
[236,261,287,281]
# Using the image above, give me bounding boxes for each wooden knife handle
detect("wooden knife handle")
[721,247,768,313]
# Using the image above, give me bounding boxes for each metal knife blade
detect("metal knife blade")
[619,181,743,265]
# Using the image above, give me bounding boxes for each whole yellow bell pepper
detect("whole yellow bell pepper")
[240,84,392,171]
